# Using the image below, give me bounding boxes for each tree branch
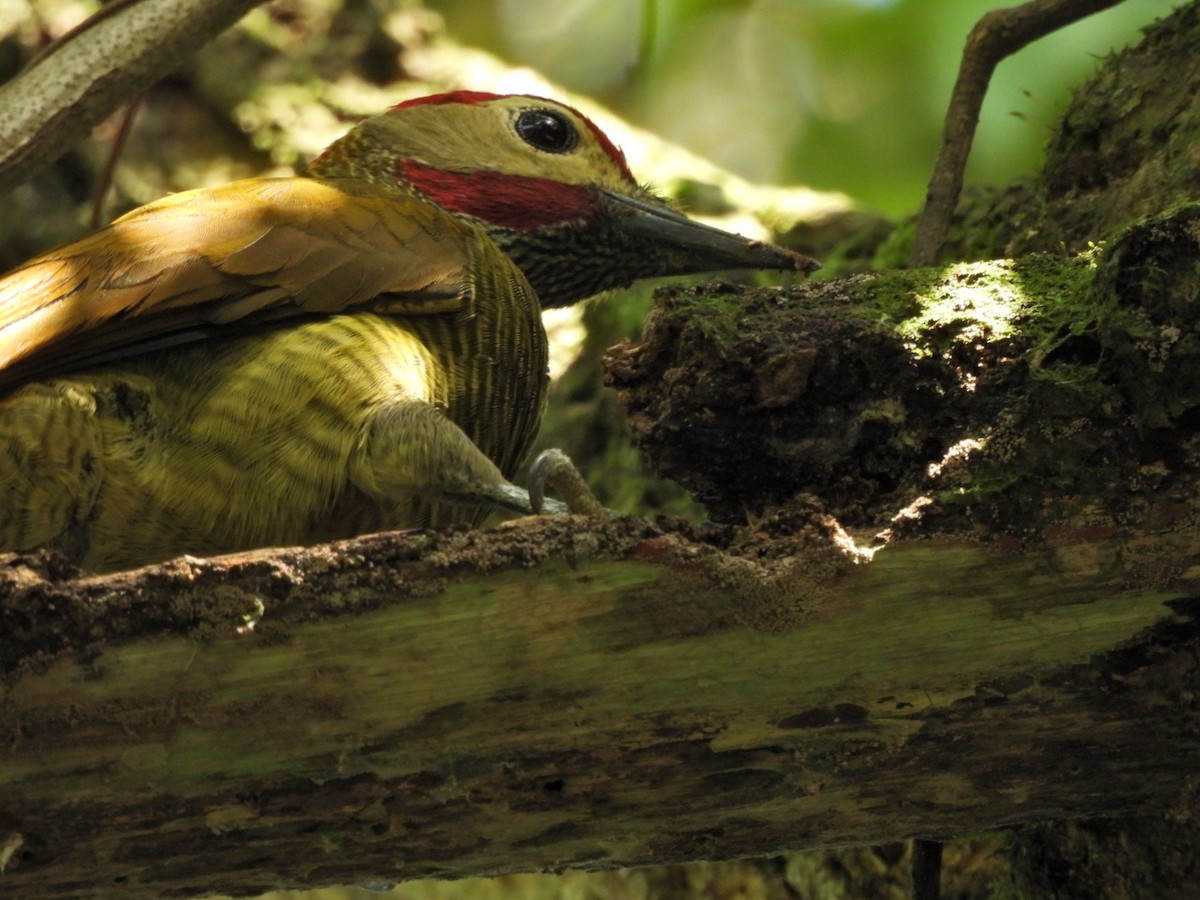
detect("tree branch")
[2,3,1198,896]
[1,511,1196,896]
[910,0,1128,267]
[4,208,1200,892]
[0,0,264,194]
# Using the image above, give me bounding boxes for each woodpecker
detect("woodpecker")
[0,91,817,572]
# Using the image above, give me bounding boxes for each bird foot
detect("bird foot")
[528,448,608,516]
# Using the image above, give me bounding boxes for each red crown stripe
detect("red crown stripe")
[391,90,505,109]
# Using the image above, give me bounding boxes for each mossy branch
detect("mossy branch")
[4,207,1200,895]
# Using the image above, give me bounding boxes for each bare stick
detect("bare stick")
[912,838,943,900]
[89,99,142,229]
[909,0,1128,268]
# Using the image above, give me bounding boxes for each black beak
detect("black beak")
[605,191,821,277]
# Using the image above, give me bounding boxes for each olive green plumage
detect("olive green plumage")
[0,92,810,572]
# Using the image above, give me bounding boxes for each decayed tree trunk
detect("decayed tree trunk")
[0,508,1197,898]
[5,2,1200,898]
[3,212,1200,896]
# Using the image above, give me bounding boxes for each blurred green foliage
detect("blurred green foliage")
[427,0,1174,214]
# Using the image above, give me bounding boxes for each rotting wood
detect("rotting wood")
[0,498,1197,897]
[5,202,1200,897]
[5,8,1200,894]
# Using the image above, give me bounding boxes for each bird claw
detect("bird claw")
[528,448,608,516]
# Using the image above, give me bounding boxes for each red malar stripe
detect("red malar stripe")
[397,160,599,231]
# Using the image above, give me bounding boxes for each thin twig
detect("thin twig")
[912,838,943,900]
[909,0,1129,268]
[90,99,142,230]
[26,0,153,69]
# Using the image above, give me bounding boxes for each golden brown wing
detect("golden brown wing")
[0,177,470,386]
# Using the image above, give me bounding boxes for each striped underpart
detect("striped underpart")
[0,254,547,572]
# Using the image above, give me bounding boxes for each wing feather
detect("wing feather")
[0,177,472,386]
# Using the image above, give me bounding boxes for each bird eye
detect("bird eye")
[515,109,578,153]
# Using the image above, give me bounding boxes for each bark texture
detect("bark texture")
[1,501,1197,898]
[0,0,264,193]
[5,205,1200,894]
[4,3,1200,898]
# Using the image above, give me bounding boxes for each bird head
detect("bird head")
[307,91,818,307]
